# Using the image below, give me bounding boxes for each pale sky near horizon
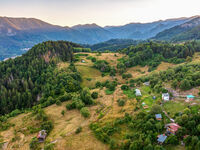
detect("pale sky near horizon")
[1,0,200,27]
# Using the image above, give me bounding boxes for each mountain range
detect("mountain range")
[0,15,200,60]
[152,16,200,41]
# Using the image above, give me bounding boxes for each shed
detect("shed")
[37,130,47,142]
[135,89,142,96]
[142,102,148,109]
[81,59,86,63]
[162,93,170,101]
[143,82,150,86]
[157,134,167,144]
[155,114,162,120]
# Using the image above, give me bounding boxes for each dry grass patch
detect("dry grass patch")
[77,52,125,67]
[155,62,175,72]
[57,126,108,150]
[44,101,108,150]
[97,86,137,123]
[57,62,70,70]
[76,65,112,88]
[126,66,149,78]
[0,113,39,150]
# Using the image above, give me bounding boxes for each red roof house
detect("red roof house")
[165,123,181,134]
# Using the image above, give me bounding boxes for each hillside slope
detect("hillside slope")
[0,41,82,115]
[84,39,142,51]
[153,16,200,41]
[1,50,200,150]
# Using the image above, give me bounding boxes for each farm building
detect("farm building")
[81,59,86,63]
[142,102,149,109]
[165,123,180,135]
[187,95,195,101]
[157,134,167,144]
[37,130,47,142]
[162,93,170,101]
[143,82,150,86]
[135,89,142,96]
[155,114,162,120]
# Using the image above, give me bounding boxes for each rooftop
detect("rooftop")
[157,134,167,143]
[187,95,195,98]
[155,114,162,119]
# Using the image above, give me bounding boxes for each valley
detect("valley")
[0,41,200,149]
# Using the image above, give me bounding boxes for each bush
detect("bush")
[66,101,76,110]
[80,88,93,105]
[58,93,72,102]
[121,85,129,91]
[91,92,98,99]
[180,79,192,90]
[75,100,85,110]
[9,109,21,117]
[166,135,179,145]
[61,110,65,116]
[80,107,90,118]
[44,143,55,150]
[75,126,82,134]
[122,73,132,79]
[94,60,111,72]
[41,121,53,133]
[106,81,117,91]
[86,78,92,81]
[96,81,101,88]
[29,137,39,150]
[91,57,97,62]
[117,99,126,107]
[56,100,62,106]
[105,89,114,95]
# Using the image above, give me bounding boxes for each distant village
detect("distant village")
[135,81,198,145]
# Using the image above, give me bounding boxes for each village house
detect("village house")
[187,95,195,101]
[142,102,148,109]
[165,123,180,135]
[135,89,142,96]
[37,130,47,142]
[157,134,167,144]
[143,82,150,86]
[162,93,170,101]
[155,114,162,121]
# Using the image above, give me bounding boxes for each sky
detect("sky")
[1,0,200,27]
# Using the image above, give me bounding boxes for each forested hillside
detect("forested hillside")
[172,25,200,42]
[119,41,200,71]
[153,17,200,41]
[0,41,81,115]
[84,39,142,51]
[1,40,200,150]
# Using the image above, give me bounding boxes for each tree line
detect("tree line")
[0,41,81,115]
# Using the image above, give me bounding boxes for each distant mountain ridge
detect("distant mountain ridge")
[0,15,199,60]
[72,23,115,43]
[83,39,142,51]
[152,16,200,41]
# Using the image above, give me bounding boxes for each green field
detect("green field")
[76,65,102,88]
[163,101,188,117]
